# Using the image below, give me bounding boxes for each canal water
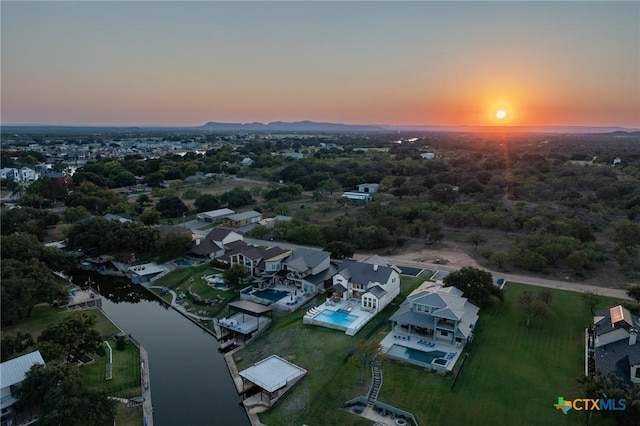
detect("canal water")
[87,275,250,426]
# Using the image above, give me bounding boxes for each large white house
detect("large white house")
[389,282,479,347]
[330,260,400,313]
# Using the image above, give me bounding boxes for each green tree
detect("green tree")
[443,267,502,308]
[223,264,250,291]
[627,285,640,304]
[516,290,554,327]
[14,363,116,426]
[155,233,192,258]
[140,209,161,226]
[155,196,188,218]
[324,241,355,259]
[1,332,34,362]
[193,194,221,212]
[38,313,102,361]
[62,205,91,223]
[1,259,67,324]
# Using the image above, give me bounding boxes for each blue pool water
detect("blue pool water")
[174,259,193,266]
[314,309,358,328]
[387,345,446,366]
[252,288,290,302]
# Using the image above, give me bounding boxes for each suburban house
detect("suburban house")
[190,227,243,259]
[587,305,640,384]
[241,157,255,166]
[1,350,45,424]
[222,211,263,228]
[228,245,291,277]
[420,152,435,159]
[389,282,479,348]
[196,208,235,223]
[280,248,334,295]
[0,168,19,181]
[19,167,37,182]
[357,183,379,194]
[329,260,400,313]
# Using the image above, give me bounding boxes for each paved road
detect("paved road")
[244,237,633,301]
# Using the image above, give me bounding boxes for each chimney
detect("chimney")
[373,263,378,271]
[196,238,201,246]
[630,329,637,346]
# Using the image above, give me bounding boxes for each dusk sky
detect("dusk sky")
[2,1,639,128]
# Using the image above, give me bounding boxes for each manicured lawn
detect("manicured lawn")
[235,281,623,426]
[2,306,120,340]
[150,264,238,319]
[83,339,141,399]
[115,404,144,426]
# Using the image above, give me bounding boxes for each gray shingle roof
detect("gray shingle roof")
[337,260,394,284]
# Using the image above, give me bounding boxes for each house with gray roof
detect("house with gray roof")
[1,350,45,422]
[388,282,479,349]
[330,259,400,314]
[588,305,640,384]
[281,248,332,295]
[190,227,243,259]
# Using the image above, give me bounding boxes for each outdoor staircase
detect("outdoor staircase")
[367,360,382,407]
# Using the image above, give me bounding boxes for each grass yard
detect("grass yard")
[235,280,623,426]
[149,264,237,321]
[83,339,141,398]
[1,306,121,340]
[115,404,144,426]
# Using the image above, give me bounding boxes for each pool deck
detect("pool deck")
[303,298,377,336]
[379,328,463,371]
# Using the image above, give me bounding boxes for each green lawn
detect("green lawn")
[150,264,238,320]
[83,339,141,399]
[2,306,121,340]
[235,281,623,426]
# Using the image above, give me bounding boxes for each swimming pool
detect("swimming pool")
[314,309,358,328]
[252,288,290,302]
[174,259,193,267]
[387,345,446,367]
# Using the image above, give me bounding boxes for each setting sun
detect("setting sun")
[496,109,507,120]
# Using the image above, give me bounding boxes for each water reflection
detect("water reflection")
[75,272,250,426]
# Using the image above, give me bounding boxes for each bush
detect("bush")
[115,335,127,351]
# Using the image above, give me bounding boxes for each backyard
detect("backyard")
[234,280,623,426]
[149,263,239,329]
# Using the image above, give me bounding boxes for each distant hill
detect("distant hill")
[2,121,639,135]
[200,120,385,132]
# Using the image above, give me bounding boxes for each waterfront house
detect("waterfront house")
[1,351,45,424]
[280,248,333,295]
[190,227,243,259]
[228,246,290,277]
[389,282,479,348]
[330,260,400,313]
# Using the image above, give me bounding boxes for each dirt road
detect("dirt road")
[356,248,632,301]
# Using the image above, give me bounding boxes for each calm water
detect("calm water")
[90,277,249,426]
